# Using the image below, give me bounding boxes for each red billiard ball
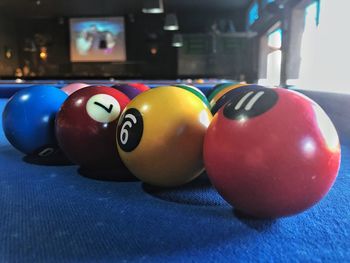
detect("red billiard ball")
[55,86,130,168]
[204,86,341,218]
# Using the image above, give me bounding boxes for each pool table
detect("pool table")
[0,79,220,98]
[0,85,349,262]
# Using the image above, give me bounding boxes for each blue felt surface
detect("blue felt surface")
[0,90,349,262]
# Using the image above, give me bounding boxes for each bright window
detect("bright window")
[290,0,350,93]
[268,28,282,49]
[262,0,275,7]
[305,1,319,29]
[266,29,283,87]
[248,1,259,27]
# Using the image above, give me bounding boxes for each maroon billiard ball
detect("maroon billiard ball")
[204,86,341,218]
[55,86,130,168]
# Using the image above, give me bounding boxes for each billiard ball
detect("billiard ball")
[55,86,130,168]
[128,83,150,92]
[2,85,68,156]
[172,84,210,108]
[61,83,90,95]
[211,84,259,114]
[204,86,341,218]
[207,82,239,102]
[209,83,248,109]
[116,87,213,187]
[112,83,144,100]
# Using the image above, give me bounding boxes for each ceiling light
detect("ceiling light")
[172,34,183,47]
[164,14,179,31]
[142,0,164,14]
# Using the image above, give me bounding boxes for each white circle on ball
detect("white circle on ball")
[86,94,121,123]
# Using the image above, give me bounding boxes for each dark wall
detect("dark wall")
[4,14,178,78]
[0,18,19,76]
[0,9,248,78]
[16,17,70,76]
[178,9,247,34]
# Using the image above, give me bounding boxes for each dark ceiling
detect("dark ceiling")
[0,0,251,17]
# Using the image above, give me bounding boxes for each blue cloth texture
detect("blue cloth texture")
[0,89,349,262]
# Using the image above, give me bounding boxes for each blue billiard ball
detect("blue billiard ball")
[2,85,68,156]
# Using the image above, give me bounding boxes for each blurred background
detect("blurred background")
[0,0,347,93]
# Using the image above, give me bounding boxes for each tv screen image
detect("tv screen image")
[70,17,126,62]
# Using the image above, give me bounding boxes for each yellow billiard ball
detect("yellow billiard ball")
[116,87,213,187]
[171,84,210,108]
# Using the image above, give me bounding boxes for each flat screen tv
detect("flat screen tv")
[70,17,126,62]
